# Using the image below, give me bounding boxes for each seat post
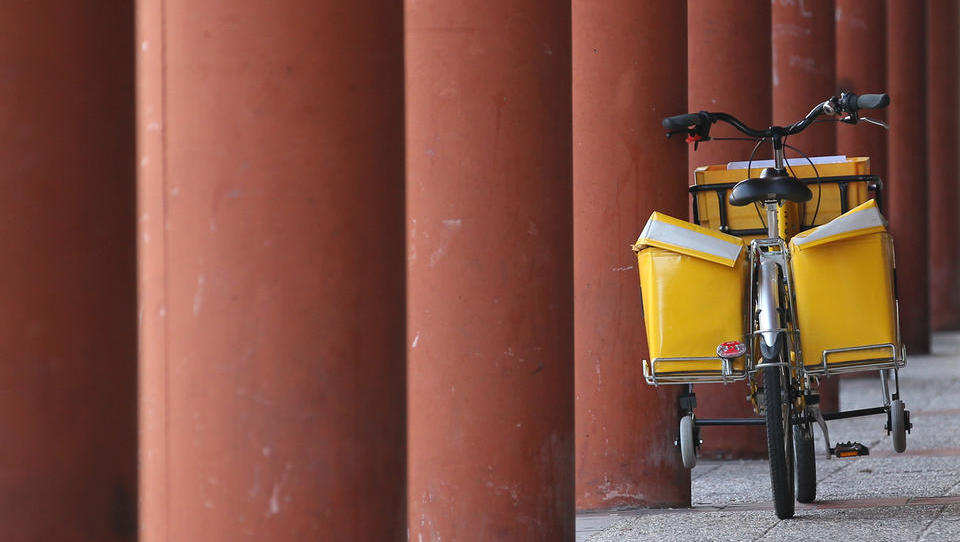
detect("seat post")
[768,137,785,240]
[766,201,779,239]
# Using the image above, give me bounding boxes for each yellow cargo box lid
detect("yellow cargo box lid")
[790,199,886,251]
[694,156,870,185]
[632,211,744,267]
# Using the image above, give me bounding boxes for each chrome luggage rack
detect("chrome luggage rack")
[803,342,906,376]
[643,356,750,386]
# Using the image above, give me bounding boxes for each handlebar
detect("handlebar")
[662,112,706,131]
[663,91,890,142]
[847,93,890,111]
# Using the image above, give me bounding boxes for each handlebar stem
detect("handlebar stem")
[773,136,785,170]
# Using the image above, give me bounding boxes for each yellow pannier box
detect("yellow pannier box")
[789,200,904,375]
[632,212,749,385]
[692,156,877,236]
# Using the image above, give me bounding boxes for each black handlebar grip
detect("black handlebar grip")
[856,93,890,111]
[662,113,703,131]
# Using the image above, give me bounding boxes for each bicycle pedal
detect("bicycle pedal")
[831,441,870,458]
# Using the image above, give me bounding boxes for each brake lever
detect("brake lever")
[860,116,889,129]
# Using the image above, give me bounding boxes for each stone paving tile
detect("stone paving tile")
[759,505,946,542]
[920,504,960,542]
[585,510,778,542]
[691,460,773,505]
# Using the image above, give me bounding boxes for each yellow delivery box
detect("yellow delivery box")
[789,200,904,374]
[692,156,878,237]
[633,212,749,384]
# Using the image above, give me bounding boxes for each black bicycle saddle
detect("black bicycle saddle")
[728,169,813,206]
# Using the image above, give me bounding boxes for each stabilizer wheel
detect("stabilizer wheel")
[890,399,907,453]
[680,414,697,469]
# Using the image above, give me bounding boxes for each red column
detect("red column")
[773,0,840,411]
[0,5,138,540]
[137,1,406,540]
[137,0,167,539]
[835,3,888,389]
[683,0,772,460]
[927,1,960,331]
[573,2,691,511]
[773,0,837,155]
[836,0,888,183]
[887,0,930,353]
[406,2,574,539]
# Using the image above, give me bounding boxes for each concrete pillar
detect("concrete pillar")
[927,0,960,331]
[684,0,772,460]
[137,0,167,539]
[834,2,889,389]
[137,1,406,540]
[773,0,840,410]
[773,0,837,156]
[836,0,888,184]
[573,1,691,511]
[0,4,138,540]
[406,2,574,539]
[887,0,930,353]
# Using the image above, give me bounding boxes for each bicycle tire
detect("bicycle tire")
[764,363,795,519]
[794,423,816,503]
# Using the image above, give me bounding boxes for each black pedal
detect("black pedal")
[831,441,870,458]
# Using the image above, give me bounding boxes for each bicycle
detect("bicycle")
[634,92,910,519]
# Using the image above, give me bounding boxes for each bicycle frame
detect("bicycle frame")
[749,146,803,370]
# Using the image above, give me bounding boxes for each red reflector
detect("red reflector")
[717,341,747,359]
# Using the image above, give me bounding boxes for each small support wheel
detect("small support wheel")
[680,414,697,469]
[794,422,816,503]
[891,399,907,453]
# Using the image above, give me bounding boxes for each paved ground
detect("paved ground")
[577,332,960,541]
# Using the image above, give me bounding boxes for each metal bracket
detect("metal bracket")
[811,406,831,459]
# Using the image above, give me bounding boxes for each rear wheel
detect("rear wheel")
[764,362,795,519]
[794,421,816,503]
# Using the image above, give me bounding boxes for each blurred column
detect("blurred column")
[835,2,889,390]
[773,0,840,411]
[836,0,888,183]
[684,0,772,460]
[137,1,406,540]
[0,4,138,540]
[406,1,574,539]
[927,0,960,331]
[887,0,930,353]
[773,0,837,155]
[137,0,166,539]
[573,0,690,510]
